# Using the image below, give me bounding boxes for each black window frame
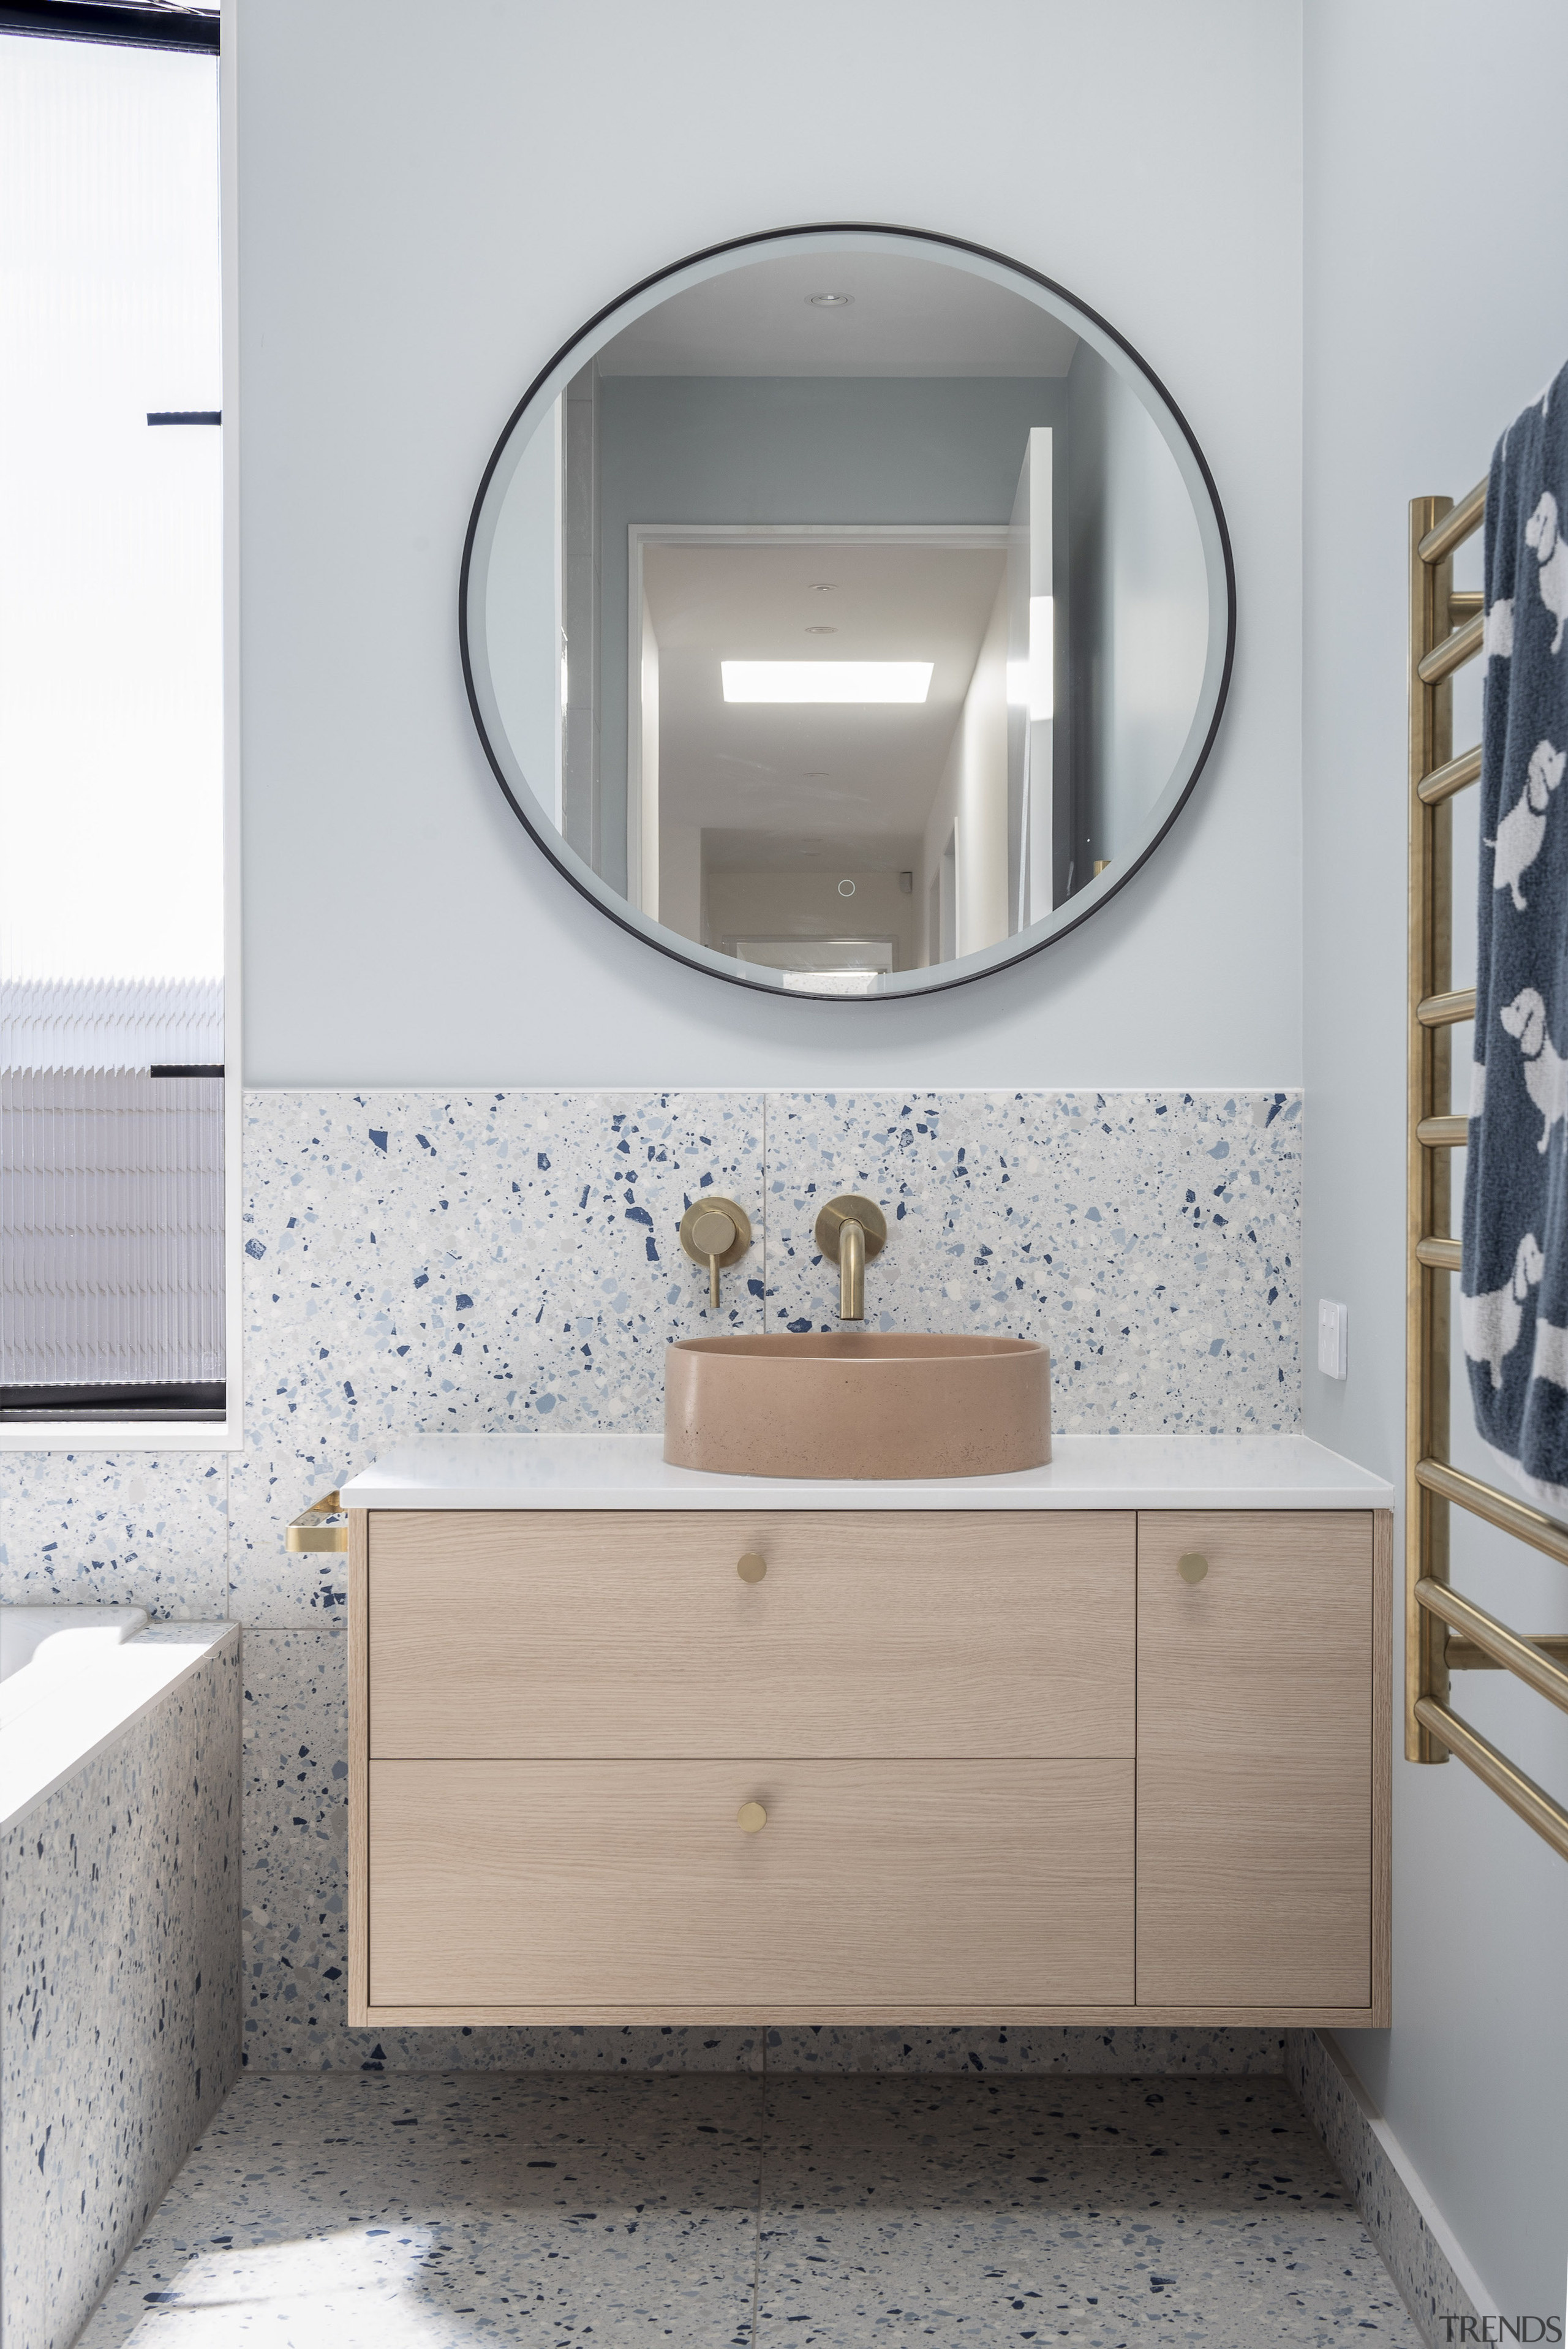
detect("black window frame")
[0,3,217,53]
[1,0,227,1429]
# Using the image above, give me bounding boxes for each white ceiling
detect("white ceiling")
[644,538,1007,872]
[597,250,1079,379]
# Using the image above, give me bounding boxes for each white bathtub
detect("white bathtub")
[1,1601,148,1681]
[0,1603,228,1829]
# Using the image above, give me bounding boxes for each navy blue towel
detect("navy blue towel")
[1461,358,1568,1512]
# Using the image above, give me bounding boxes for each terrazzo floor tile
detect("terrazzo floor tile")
[761,2027,1286,2077]
[755,2073,1422,2346]
[74,2072,1422,2349]
[76,2072,764,2347]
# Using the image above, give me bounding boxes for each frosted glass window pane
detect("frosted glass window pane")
[0,34,224,1416]
[0,33,222,987]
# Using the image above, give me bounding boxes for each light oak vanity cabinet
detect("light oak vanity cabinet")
[347,1505,1390,2029]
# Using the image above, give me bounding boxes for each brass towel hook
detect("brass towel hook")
[286,1491,348,1553]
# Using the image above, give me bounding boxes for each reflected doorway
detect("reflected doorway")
[628,525,1065,980]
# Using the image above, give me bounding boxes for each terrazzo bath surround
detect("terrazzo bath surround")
[0,1623,242,2349]
[2,1087,1302,2076]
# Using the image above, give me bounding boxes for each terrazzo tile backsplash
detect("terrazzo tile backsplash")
[3,1086,1302,2073]
[217,1085,1297,1622]
[0,1450,228,1617]
[763,1090,1298,1431]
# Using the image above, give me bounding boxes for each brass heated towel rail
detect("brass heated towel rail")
[1407,482,1568,1860]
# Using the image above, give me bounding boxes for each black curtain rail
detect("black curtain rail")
[147,411,221,426]
[0,2,218,51]
[149,1062,224,1078]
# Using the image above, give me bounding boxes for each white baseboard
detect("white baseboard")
[1317,2031,1498,2321]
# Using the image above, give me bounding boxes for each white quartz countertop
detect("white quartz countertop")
[339,1432,1393,1512]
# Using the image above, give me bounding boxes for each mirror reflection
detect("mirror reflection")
[466,233,1231,996]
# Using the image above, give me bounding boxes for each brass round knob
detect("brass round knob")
[737,1801,767,1834]
[737,1553,767,1583]
[1177,1553,1209,1585]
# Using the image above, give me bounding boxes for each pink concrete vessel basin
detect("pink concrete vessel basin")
[663,1332,1052,1480]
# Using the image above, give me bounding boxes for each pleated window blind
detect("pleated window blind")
[1,24,224,1426]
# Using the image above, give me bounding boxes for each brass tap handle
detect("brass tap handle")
[678,1197,752,1310]
[692,1212,733,1308]
[813,1194,887,1323]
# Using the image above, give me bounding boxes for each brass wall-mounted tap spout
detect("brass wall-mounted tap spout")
[814,1194,888,1321]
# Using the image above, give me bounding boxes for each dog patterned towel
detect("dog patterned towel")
[1462,357,1568,1512]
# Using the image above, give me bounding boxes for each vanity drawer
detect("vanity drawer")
[368,1509,1134,1759]
[368,1757,1134,2010]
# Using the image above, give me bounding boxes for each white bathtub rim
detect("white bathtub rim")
[0,1621,237,1834]
[1,1604,150,1683]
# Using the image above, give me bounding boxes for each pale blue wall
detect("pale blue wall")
[1303,0,1568,2316]
[236,0,1302,1090]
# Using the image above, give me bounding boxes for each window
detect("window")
[0,4,227,1431]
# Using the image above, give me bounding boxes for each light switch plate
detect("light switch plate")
[1317,1299,1348,1379]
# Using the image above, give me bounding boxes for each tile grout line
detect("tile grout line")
[760,1093,769,1332]
[750,2030,768,2343]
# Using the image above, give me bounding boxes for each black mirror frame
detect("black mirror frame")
[459,221,1237,1003]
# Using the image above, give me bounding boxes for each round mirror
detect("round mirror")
[461,226,1234,1000]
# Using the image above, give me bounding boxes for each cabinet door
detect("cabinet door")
[369,1757,1133,2010]
[1136,1510,1373,2008]
[368,1509,1133,1760]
